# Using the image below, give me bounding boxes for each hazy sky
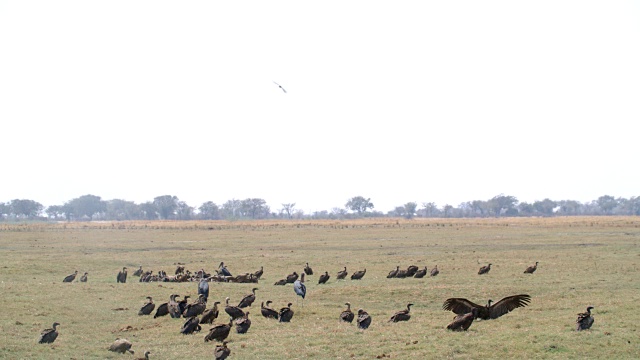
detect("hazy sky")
[1,1,639,213]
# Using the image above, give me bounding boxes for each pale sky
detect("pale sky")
[1,1,639,213]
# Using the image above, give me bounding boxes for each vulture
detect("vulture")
[109,338,134,354]
[279,303,294,322]
[215,341,231,360]
[442,294,531,320]
[204,320,232,342]
[198,278,210,301]
[389,303,413,322]
[414,266,428,278]
[395,268,408,278]
[430,265,439,277]
[446,308,479,331]
[224,297,245,320]
[318,271,330,284]
[154,302,169,318]
[63,270,78,283]
[261,301,279,319]
[336,267,348,280]
[478,263,491,275]
[178,295,191,316]
[351,269,366,280]
[133,266,143,277]
[340,302,354,323]
[235,311,252,334]
[406,265,419,277]
[273,279,287,286]
[135,351,151,360]
[138,296,155,316]
[293,273,306,306]
[304,262,314,275]
[38,322,60,343]
[286,271,299,284]
[387,266,400,278]
[357,309,371,329]
[117,267,128,283]
[524,262,539,274]
[80,272,88,282]
[576,306,595,331]
[218,262,232,277]
[175,265,185,275]
[180,316,202,335]
[168,294,182,318]
[238,288,258,308]
[253,266,264,280]
[183,294,206,318]
[201,301,220,324]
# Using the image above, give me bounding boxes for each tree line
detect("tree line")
[1,194,639,222]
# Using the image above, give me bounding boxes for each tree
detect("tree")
[106,199,139,221]
[176,201,194,220]
[198,201,221,220]
[139,202,158,220]
[488,194,518,217]
[421,202,439,217]
[9,199,43,218]
[153,195,179,219]
[533,198,557,216]
[345,196,374,215]
[241,198,269,219]
[65,195,107,220]
[45,205,65,219]
[597,195,618,215]
[403,202,417,219]
[221,199,242,219]
[0,202,10,219]
[280,203,296,219]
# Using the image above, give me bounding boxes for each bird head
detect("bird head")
[587,306,595,312]
[487,299,493,307]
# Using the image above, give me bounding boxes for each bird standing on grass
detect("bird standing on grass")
[443,294,531,320]
[80,272,88,282]
[524,262,539,274]
[117,267,128,283]
[138,296,155,315]
[357,309,371,329]
[318,271,330,284]
[478,263,491,275]
[446,308,479,331]
[198,278,209,301]
[340,302,354,323]
[389,303,413,322]
[38,322,60,343]
[261,301,279,320]
[294,273,306,307]
[576,306,595,331]
[215,341,231,359]
[63,270,78,283]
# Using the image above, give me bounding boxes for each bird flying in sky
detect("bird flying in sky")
[273,81,287,93]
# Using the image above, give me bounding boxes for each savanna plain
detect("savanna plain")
[1,217,639,359]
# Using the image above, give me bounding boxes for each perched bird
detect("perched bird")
[414,266,428,278]
[117,267,128,283]
[80,272,88,282]
[340,302,354,323]
[168,294,182,318]
[478,263,491,275]
[279,303,294,322]
[135,350,151,360]
[215,341,231,360]
[286,271,299,284]
[253,266,264,280]
[304,262,314,275]
[351,269,366,280]
[224,297,245,320]
[235,311,252,334]
[336,267,348,280]
[446,308,479,331]
[201,301,220,324]
[218,262,232,277]
[204,320,233,342]
[261,301,279,319]
[63,270,78,283]
[318,271,330,284]
[387,266,400,278]
[524,262,539,274]
[133,266,143,277]
[406,265,419,277]
[389,303,413,322]
[138,296,155,316]
[357,309,371,329]
[273,279,287,286]
[178,295,191,316]
[443,294,531,320]
[576,306,595,331]
[38,322,60,344]
[183,294,206,318]
[109,338,134,354]
[430,265,439,277]
[238,288,258,308]
[154,301,169,318]
[294,273,306,306]
[273,81,287,93]
[180,316,202,335]
[198,278,210,301]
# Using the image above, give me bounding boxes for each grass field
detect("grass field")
[1,217,639,359]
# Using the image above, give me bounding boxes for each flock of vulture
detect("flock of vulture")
[40,260,595,358]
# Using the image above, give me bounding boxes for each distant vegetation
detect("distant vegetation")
[1,193,639,222]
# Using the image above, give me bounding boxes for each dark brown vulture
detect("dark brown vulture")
[235,311,252,334]
[224,297,245,320]
[340,302,354,323]
[406,265,419,277]
[336,267,348,280]
[524,262,539,274]
[38,322,60,343]
[274,279,287,286]
[446,308,479,331]
[154,302,169,318]
[261,301,279,320]
[576,306,594,331]
[117,267,128,283]
[180,316,202,335]
[304,262,314,275]
[177,295,191,316]
[183,294,206,318]
[253,266,264,280]
[109,338,134,354]
[215,341,231,360]
[286,271,299,284]
[395,269,408,278]
[442,294,531,320]
[80,272,88,282]
[387,266,400,278]
[279,303,294,322]
[135,350,151,360]
[413,266,428,278]
[204,320,232,342]
[357,309,371,329]
[201,301,220,324]
[63,270,78,283]
[318,271,330,284]
[389,303,413,322]
[478,263,491,275]
[132,266,143,277]
[351,269,366,280]
[238,288,258,308]
[168,294,182,318]
[430,265,439,277]
[138,296,155,316]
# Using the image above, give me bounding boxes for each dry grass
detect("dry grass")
[1,217,639,359]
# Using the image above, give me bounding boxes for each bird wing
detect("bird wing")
[442,298,484,315]
[488,294,531,319]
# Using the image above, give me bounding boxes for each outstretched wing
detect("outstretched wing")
[488,294,531,319]
[442,298,484,315]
